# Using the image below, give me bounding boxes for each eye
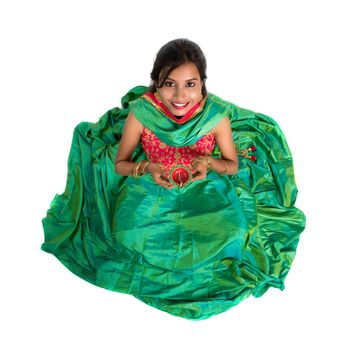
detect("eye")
[186,82,195,87]
[164,81,175,87]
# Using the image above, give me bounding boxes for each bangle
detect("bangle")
[140,160,150,175]
[132,160,150,177]
[191,156,213,171]
[217,159,228,175]
[205,156,213,171]
[132,162,143,178]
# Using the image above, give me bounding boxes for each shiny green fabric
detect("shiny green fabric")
[129,92,228,146]
[41,85,306,320]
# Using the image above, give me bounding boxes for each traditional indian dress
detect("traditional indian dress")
[41,85,306,320]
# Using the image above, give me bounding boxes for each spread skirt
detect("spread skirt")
[41,86,306,320]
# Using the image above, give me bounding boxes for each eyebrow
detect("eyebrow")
[166,77,199,82]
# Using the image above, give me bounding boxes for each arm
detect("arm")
[210,116,238,175]
[191,117,238,181]
[115,111,174,188]
[114,111,143,176]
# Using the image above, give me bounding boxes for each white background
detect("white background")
[1,0,349,349]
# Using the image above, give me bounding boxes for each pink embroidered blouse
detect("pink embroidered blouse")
[140,127,216,178]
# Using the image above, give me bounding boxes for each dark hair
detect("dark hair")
[148,38,207,97]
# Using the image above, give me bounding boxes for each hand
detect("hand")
[190,157,209,182]
[146,162,175,190]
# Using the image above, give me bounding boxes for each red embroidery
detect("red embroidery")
[141,127,216,177]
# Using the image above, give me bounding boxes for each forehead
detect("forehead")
[166,62,200,80]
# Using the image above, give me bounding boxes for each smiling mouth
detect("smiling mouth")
[171,102,190,110]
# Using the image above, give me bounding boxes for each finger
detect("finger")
[161,175,170,182]
[161,178,176,189]
[192,174,205,181]
[159,177,171,185]
[156,177,172,188]
[154,174,167,182]
[192,173,198,181]
[161,182,174,189]
[193,171,204,178]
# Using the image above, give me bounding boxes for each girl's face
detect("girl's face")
[156,62,203,116]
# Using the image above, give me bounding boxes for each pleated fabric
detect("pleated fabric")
[41,86,306,320]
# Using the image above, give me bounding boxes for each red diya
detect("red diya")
[169,165,193,188]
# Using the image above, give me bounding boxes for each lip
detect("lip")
[171,102,190,110]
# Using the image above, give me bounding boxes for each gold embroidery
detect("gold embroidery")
[174,149,181,160]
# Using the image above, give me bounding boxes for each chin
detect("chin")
[171,107,190,117]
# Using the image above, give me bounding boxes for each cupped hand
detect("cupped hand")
[190,158,209,182]
[147,162,175,189]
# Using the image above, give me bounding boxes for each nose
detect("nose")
[174,86,186,100]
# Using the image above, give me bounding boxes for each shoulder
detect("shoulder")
[211,116,230,136]
[205,92,232,135]
[126,110,144,135]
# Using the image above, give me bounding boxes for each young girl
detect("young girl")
[42,38,306,321]
[115,40,238,188]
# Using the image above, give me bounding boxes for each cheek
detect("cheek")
[159,89,171,100]
[188,89,202,99]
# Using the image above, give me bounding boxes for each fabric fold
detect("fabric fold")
[41,85,306,320]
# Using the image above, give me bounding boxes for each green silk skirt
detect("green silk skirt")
[41,86,306,320]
